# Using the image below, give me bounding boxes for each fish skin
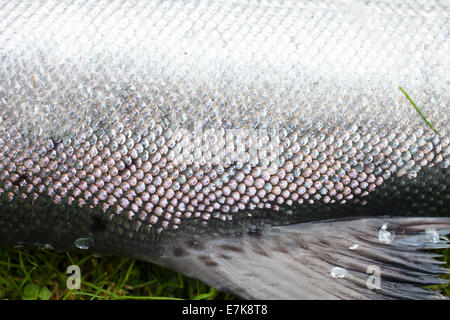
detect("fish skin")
[0,0,449,299]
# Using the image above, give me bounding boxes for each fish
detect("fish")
[0,0,449,300]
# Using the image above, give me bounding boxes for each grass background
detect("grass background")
[0,245,448,300]
[0,247,236,300]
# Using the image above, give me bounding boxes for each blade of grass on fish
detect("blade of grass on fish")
[399,86,440,135]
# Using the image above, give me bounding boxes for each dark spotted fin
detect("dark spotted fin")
[152,217,450,299]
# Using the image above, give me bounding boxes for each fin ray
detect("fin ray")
[153,217,450,299]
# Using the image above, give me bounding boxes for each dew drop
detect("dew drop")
[42,243,54,250]
[378,223,395,244]
[330,267,347,279]
[74,237,93,250]
[425,228,440,244]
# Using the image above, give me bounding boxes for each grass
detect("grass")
[0,247,236,300]
[399,86,440,135]
[0,246,448,300]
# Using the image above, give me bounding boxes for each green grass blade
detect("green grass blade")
[0,248,237,300]
[398,86,440,135]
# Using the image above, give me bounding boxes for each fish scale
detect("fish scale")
[0,0,449,299]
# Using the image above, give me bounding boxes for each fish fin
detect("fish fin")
[153,217,450,299]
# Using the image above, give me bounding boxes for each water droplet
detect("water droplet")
[42,243,54,250]
[330,267,347,279]
[378,223,395,244]
[74,237,93,250]
[349,244,359,250]
[425,228,440,244]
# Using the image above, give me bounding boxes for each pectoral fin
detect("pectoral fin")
[151,217,450,299]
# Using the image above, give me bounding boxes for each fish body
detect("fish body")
[0,0,449,299]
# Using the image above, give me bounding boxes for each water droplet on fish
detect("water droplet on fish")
[42,243,54,250]
[74,237,93,250]
[425,228,440,244]
[330,267,347,279]
[378,223,395,244]
[349,244,359,250]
